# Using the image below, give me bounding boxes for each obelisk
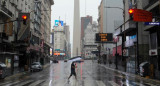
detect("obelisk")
[72,0,81,57]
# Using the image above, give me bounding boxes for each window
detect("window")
[150,32,157,49]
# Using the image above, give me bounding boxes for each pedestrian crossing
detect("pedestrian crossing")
[0,79,159,86]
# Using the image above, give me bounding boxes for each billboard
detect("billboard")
[55,20,63,26]
[54,53,65,56]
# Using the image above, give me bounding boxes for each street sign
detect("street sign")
[95,33,113,42]
[145,22,160,25]
[133,9,152,22]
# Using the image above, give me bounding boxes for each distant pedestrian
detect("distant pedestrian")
[68,62,77,80]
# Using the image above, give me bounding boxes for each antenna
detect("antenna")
[85,0,86,16]
[65,13,66,23]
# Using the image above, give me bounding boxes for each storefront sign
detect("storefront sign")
[149,49,157,56]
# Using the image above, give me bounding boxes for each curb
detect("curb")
[99,64,160,84]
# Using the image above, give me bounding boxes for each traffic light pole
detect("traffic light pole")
[115,42,118,69]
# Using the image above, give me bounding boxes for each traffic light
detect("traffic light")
[128,9,134,20]
[22,15,27,25]
[18,13,30,25]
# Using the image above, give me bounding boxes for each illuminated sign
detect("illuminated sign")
[55,20,63,26]
[95,33,113,42]
[54,53,65,56]
[50,48,53,55]
[133,9,152,22]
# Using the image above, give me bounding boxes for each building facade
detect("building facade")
[98,0,123,64]
[64,23,71,59]
[0,0,54,76]
[53,26,66,60]
[83,22,99,59]
[81,15,92,57]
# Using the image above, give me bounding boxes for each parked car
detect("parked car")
[64,59,68,62]
[0,62,7,79]
[30,62,43,72]
[52,60,58,63]
[139,62,149,77]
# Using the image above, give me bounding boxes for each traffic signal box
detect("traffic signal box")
[18,13,30,25]
[128,9,134,20]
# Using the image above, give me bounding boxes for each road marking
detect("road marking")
[28,80,45,86]
[108,81,119,86]
[14,80,33,86]
[144,83,158,86]
[96,81,106,86]
[121,81,133,86]
[131,82,145,86]
[4,80,22,86]
[0,81,12,85]
[49,80,52,86]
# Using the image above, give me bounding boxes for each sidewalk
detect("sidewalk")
[99,62,160,85]
[4,63,50,80]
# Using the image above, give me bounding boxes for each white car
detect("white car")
[30,62,43,72]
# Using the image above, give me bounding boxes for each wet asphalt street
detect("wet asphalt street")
[0,60,160,86]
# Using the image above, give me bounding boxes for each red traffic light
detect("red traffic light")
[129,9,134,14]
[22,15,27,20]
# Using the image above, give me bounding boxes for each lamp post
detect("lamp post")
[104,6,125,70]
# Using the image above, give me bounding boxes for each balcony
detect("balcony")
[115,20,136,36]
[0,2,12,18]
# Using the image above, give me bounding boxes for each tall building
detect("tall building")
[72,0,81,57]
[0,0,54,75]
[54,26,66,60]
[83,22,99,59]
[81,15,92,39]
[40,0,54,64]
[64,23,71,58]
[98,0,123,64]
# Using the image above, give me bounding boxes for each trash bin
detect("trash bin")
[139,62,149,77]
[0,62,7,79]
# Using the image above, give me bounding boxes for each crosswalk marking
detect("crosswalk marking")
[40,79,50,86]
[131,82,145,86]
[144,83,158,86]
[121,81,133,86]
[96,81,106,86]
[4,80,22,86]
[0,81,12,85]
[15,80,33,86]
[108,81,119,86]
[28,80,45,86]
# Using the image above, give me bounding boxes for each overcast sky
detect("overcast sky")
[51,0,101,44]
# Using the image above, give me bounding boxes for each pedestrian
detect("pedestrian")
[68,61,77,80]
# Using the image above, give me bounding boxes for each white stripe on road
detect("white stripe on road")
[144,83,157,86]
[108,81,119,86]
[4,80,22,86]
[0,81,12,85]
[131,82,145,86]
[29,80,45,86]
[96,81,106,86]
[49,80,52,86]
[15,80,33,86]
[121,81,133,86]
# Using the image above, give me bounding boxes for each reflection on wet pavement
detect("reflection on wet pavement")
[0,60,160,86]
